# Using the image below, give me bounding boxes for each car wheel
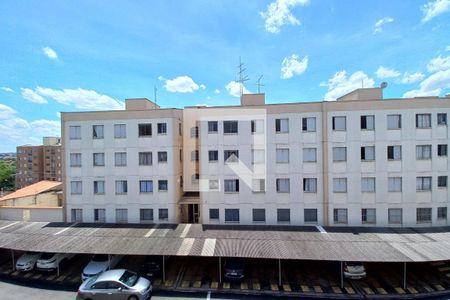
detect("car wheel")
[128,296,139,300]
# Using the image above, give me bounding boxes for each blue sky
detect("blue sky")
[0,0,449,152]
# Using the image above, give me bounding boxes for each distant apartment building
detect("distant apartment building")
[63,88,450,227]
[16,137,62,189]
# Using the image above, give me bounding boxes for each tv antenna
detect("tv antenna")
[256,75,264,93]
[154,86,158,108]
[236,57,250,97]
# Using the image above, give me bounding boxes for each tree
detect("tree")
[0,160,15,191]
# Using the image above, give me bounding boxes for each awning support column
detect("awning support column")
[11,249,14,271]
[162,255,166,283]
[340,261,344,289]
[219,257,222,283]
[57,259,60,277]
[278,259,282,286]
[403,262,406,290]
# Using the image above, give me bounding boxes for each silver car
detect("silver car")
[76,269,152,300]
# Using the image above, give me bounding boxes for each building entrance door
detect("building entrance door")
[188,204,199,223]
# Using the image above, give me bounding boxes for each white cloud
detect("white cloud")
[225,81,250,98]
[29,119,61,137]
[321,70,375,101]
[214,89,221,94]
[1,87,14,93]
[422,0,450,22]
[200,84,206,90]
[161,76,200,93]
[260,0,309,33]
[0,104,17,119]
[427,55,450,72]
[42,46,58,60]
[447,45,450,51]
[21,88,47,104]
[280,54,308,79]
[375,66,400,78]
[401,72,425,84]
[373,17,394,34]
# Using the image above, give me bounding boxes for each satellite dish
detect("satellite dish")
[380,82,388,89]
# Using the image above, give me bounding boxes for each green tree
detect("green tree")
[0,160,15,191]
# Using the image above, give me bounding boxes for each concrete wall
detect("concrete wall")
[1,192,60,207]
[0,207,63,222]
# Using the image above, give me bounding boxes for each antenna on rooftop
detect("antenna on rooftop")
[380,81,388,89]
[154,86,158,108]
[256,75,264,93]
[236,57,250,97]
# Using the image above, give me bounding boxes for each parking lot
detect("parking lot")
[2,248,450,298]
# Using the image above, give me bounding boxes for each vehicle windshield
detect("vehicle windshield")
[225,258,244,269]
[40,253,55,260]
[347,261,363,266]
[119,270,139,287]
[92,254,108,262]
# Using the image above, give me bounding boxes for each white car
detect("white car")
[36,252,75,271]
[81,254,123,281]
[16,252,42,272]
[344,261,367,279]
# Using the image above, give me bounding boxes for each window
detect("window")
[332,116,346,131]
[93,180,105,194]
[361,115,375,130]
[225,209,239,222]
[69,126,81,139]
[158,152,167,163]
[387,146,402,160]
[361,146,375,161]
[208,121,218,133]
[191,150,199,161]
[277,209,290,223]
[438,176,448,188]
[157,123,167,134]
[191,174,199,184]
[159,209,168,221]
[116,209,128,223]
[252,149,265,164]
[138,123,152,137]
[438,207,447,220]
[417,208,432,223]
[388,177,402,192]
[416,145,432,159]
[158,180,168,191]
[70,153,81,167]
[92,125,104,139]
[303,148,317,162]
[438,113,447,125]
[333,178,347,193]
[275,118,289,133]
[71,209,82,222]
[438,144,448,156]
[114,124,126,138]
[362,208,376,224]
[333,209,348,224]
[276,148,289,163]
[115,152,127,166]
[140,180,153,193]
[190,126,199,138]
[302,117,316,132]
[303,178,317,193]
[416,177,432,191]
[140,209,154,222]
[276,178,290,193]
[304,209,318,223]
[224,150,239,163]
[251,120,264,134]
[209,209,219,221]
[208,150,218,162]
[209,180,219,190]
[224,179,239,193]
[115,180,127,194]
[253,209,266,222]
[93,153,105,166]
[223,121,238,134]
[139,152,152,165]
[179,123,182,135]
[94,209,105,222]
[389,208,403,224]
[71,181,82,194]
[387,114,402,129]
[361,177,376,193]
[416,113,431,128]
[252,179,265,193]
[333,147,347,162]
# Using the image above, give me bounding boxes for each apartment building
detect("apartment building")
[62,99,183,224]
[16,137,62,189]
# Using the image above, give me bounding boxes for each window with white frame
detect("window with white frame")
[158,180,168,191]
[252,209,266,222]
[69,125,81,139]
[276,148,289,163]
[225,209,239,222]
[303,148,317,162]
[361,146,375,161]
[361,115,375,130]
[252,149,265,164]
[388,177,402,192]
[115,152,127,166]
[93,153,105,166]
[94,209,105,222]
[224,179,239,193]
[361,177,376,193]
[224,150,239,163]
[138,123,152,137]
[438,207,447,220]
[333,178,347,193]
[438,113,447,125]
[388,208,402,224]
[140,180,153,193]
[92,125,104,139]
[190,126,199,138]
[191,173,199,184]
[332,116,346,131]
[140,209,154,222]
[159,209,168,221]
[333,147,347,162]
[70,153,81,167]
[71,209,82,222]
[416,113,431,128]
[275,118,289,133]
[303,178,317,193]
[252,179,265,193]
[71,181,82,194]
[277,209,290,223]
[251,119,264,134]
[304,209,318,223]
[362,208,376,224]
[387,114,402,129]
[139,152,152,165]
[223,120,238,134]
[276,178,290,193]
[191,150,199,161]
[438,176,448,188]
[387,146,402,160]
[208,150,218,162]
[416,145,432,159]
[209,209,219,221]
[93,180,105,194]
[302,117,316,132]
[157,123,167,134]
[416,176,432,191]
[438,144,448,156]
[416,208,432,223]
[158,151,167,163]
[115,180,128,194]
[208,121,218,133]
[209,179,219,190]
[333,208,348,224]
[116,209,128,223]
[114,124,126,138]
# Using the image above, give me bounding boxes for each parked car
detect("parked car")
[82,254,123,281]
[76,269,152,300]
[36,252,75,271]
[343,261,366,279]
[139,257,161,278]
[224,258,245,281]
[16,252,42,272]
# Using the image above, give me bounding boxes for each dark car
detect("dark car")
[224,258,245,281]
[140,257,161,278]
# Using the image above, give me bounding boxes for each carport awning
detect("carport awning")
[1,221,450,262]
